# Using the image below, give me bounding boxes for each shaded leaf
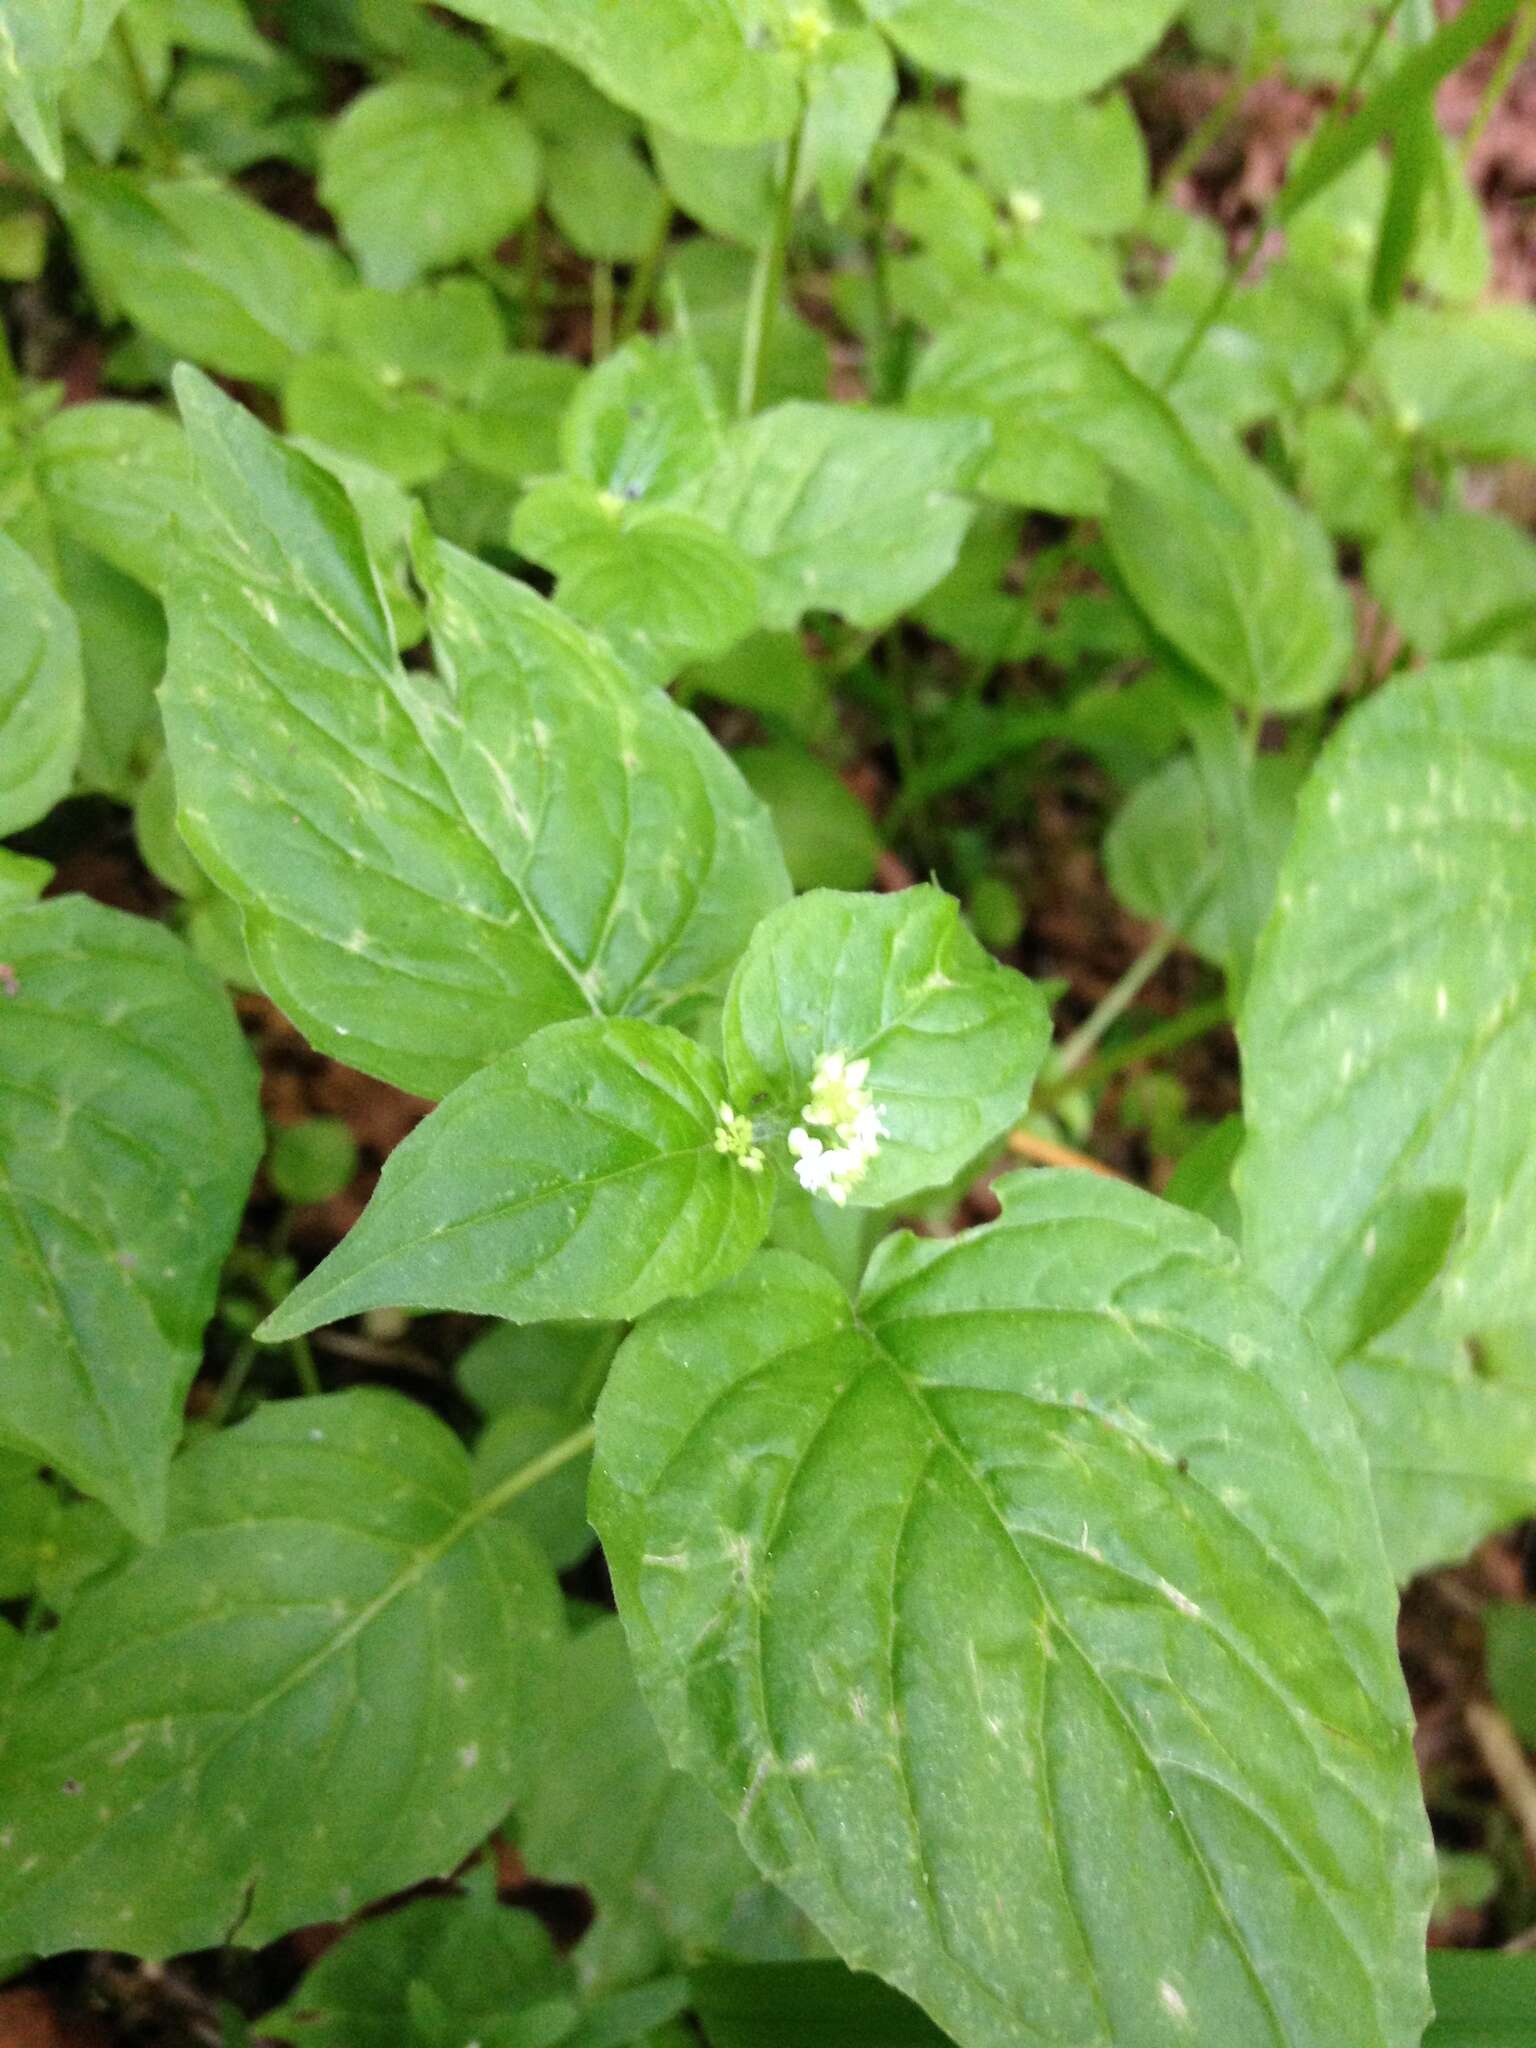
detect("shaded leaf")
[0,529,84,836]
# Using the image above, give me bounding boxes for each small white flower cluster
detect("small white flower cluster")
[713,1103,765,1174]
[787,1051,886,1207]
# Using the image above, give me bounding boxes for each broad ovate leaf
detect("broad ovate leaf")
[161,370,787,1098]
[0,1392,562,1958]
[319,79,541,289]
[594,1172,1433,2048]
[856,0,1181,97]
[0,896,261,1542]
[1238,658,1536,1356]
[34,400,195,596]
[442,0,800,146]
[675,404,988,630]
[721,886,1050,1207]
[261,1019,775,1339]
[0,528,84,836]
[1104,423,1353,712]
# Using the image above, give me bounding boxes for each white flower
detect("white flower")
[788,1050,887,1204]
[713,1102,765,1174]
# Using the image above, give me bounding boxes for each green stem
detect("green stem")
[591,261,615,363]
[206,1337,259,1430]
[1036,997,1229,1109]
[1049,867,1218,1081]
[1461,0,1536,159]
[290,1334,322,1399]
[520,212,545,349]
[737,91,807,418]
[618,204,674,341]
[1163,0,1408,392]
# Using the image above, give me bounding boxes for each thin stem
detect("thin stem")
[1461,0,1536,159]
[1156,63,1253,197]
[737,90,807,418]
[519,213,545,349]
[591,262,614,362]
[1163,0,1408,392]
[290,1334,322,1399]
[477,1421,597,1518]
[1035,997,1230,1110]
[1050,867,1218,1081]
[206,1337,259,1430]
[1005,1130,1127,1181]
[618,204,674,341]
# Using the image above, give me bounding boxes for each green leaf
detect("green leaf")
[458,1320,622,1419]
[963,85,1148,232]
[1373,304,1536,467]
[261,1870,578,2048]
[33,401,194,597]
[0,1391,563,1959]
[855,0,1181,96]
[57,538,166,801]
[443,0,800,147]
[162,371,787,1098]
[519,1616,775,1994]
[1340,1300,1536,1582]
[1425,1951,1536,2048]
[1238,658,1536,1358]
[1367,505,1536,661]
[449,353,585,482]
[694,1960,948,2047]
[674,404,988,630]
[733,746,881,893]
[0,896,261,1542]
[1105,424,1353,711]
[329,277,504,403]
[563,337,725,505]
[0,850,53,907]
[284,354,453,488]
[319,79,541,289]
[908,308,1177,519]
[261,1019,776,1339]
[546,130,667,264]
[62,170,347,384]
[593,1172,1433,2048]
[722,886,1048,1207]
[512,480,760,688]
[0,1454,60,1603]
[0,528,84,837]
[0,0,130,178]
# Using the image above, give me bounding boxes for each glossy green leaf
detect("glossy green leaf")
[0,1391,562,1959]
[0,529,84,836]
[444,0,800,146]
[512,480,760,687]
[261,1019,776,1339]
[0,0,129,178]
[0,896,261,1542]
[676,405,988,630]
[319,80,541,289]
[722,886,1049,1207]
[856,0,1180,96]
[33,401,194,597]
[1239,659,1536,1358]
[519,1616,776,1994]
[1105,425,1353,711]
[262,1869,578,2048]
[161,371,787,1098]
[594,1172,1433,2048]
[62,170,347,384]
[1341,1303,1536,1582]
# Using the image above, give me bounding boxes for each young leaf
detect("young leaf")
[162,371,787,1097]
[519,1617,779,1994]
[674,405,989,630]
[1238,657,1536,1358]
[0,1391,564,1960]
[0,0,130,178]
[855,0,1181,97]
[442,0,801,147]
[319,79,541,290]
[562,338,725,505]
[260,1019,776,1339]
[593,1172,1434,2048]
[0,896,261,1542]
[260,1870,578,2048]
[722,886,1050,1208]
[0,529,84,837]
